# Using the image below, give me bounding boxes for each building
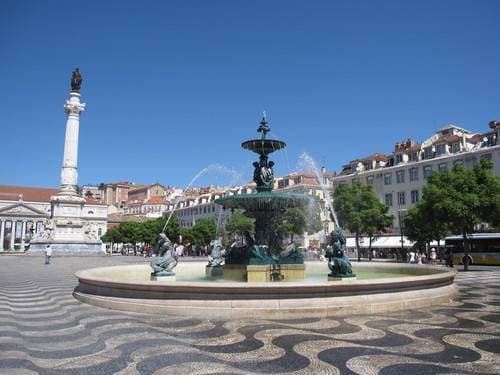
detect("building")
[0,185,107,251]
[332,122,500,232]
[168,186,254,229]
[274,171,337,248]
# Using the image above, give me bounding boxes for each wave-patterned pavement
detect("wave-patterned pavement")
[0,256,499,374]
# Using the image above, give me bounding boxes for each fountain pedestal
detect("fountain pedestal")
[206,265,223,279]
[223,264,305,282]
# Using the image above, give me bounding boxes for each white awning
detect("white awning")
[346,236,414,248]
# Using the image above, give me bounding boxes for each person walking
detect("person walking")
[45,245,52,265]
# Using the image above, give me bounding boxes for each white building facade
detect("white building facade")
[332,123,500,232]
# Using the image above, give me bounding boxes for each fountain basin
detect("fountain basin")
[73,262,457,319]
[241,138,286,155]
[215,191,310,211]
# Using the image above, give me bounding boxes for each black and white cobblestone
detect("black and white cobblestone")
[0,256,499,374]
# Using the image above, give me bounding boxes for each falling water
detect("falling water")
[297,152,339,227]
[162,163,245,233]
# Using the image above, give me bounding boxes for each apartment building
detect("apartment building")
[332,122,500,231]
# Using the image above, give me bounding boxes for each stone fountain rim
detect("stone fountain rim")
[75,263,455,293]
[73,262,458,318]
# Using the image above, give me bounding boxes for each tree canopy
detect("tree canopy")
[333,182,394,261]
[405,158,500,270]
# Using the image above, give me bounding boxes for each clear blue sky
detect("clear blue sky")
[1,0,499,189]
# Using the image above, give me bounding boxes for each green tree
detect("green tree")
[118,221,143,247]
[191,218,217,246]
[225,211,255,245]
[362,205,394,260]
[333,183,393,261]
[404,201,448,255]
[274,207,307,242]
[418,158,500,270]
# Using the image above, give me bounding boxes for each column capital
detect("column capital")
[64,101,86,115]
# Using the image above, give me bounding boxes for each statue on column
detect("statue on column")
[71,68,82,92]
[253,156,274,190]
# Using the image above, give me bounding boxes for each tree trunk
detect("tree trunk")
[463,231,470,271]
[368,235,373,261]
[356,232,361,262]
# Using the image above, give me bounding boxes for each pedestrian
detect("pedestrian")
[430,248,437,265]
[409,250,415,264]
[45,245,52,265]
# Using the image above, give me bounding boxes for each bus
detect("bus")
[445,233,500,266]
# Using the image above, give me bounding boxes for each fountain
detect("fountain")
[73,116,458,319]
[215,116,309,281]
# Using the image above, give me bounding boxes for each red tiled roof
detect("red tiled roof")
[434,134,461,144]
[0,185,106,205]
[0,185,58,202]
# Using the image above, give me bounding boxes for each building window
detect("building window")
[423,147,433,159]
[398,191,406,206]
[409,167,418,181]
[396,170,405,183]
[351,178,359,185]
[423,165,433,179]
[409,152,419,162]
[411,190,420,204]
[465,157,477,168]
[366,176,374,185]
[395,154,403,164]
[98,228,102,236]
[438,162,447,173]
[385,193,393,207]
[436,143,447,155]
[452,143,460,153]
[454,159,464,166]
[384,173,392,185]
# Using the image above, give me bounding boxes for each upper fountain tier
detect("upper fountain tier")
[241,117,286,156]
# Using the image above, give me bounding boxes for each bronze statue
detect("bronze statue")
[150,233,178,276]
[327,228,355,278]
[71,68,82,92]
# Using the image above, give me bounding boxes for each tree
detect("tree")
[333,183,394,261]
[417,159,500,270]
[225,211,254,245]
[404,201,448,255]
[274,207,307,242]
[191,218,217,246]
[85,190,93,198]
[362,205,393,260]
[118,222,143,247]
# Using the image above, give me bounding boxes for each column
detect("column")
[21,220,27,250]
[60,91,85,195]
[0,221,4,252]
[9,221,15,251]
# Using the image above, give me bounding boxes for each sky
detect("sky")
[1,0,499,189]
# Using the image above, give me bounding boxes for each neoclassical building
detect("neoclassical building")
[332,122,500,231]
[0,185,107,252]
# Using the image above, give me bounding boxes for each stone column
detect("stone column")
[21,220,27,249]
[59,91,85,196]
[9,222,15,250]
[0,221,4,251]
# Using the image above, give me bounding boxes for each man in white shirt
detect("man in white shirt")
[45,245,53,265]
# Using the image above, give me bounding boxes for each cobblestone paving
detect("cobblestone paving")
[0,256,499,374]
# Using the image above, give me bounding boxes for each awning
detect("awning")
[346,236,414,249]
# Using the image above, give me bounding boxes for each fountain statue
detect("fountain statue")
[206,239,225,278]
[215,116,310,281]
[150,233,178,279]
[326,228,356,280]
